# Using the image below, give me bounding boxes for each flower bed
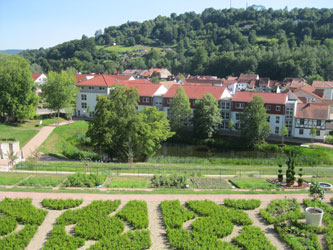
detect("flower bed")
[260,198,304,224]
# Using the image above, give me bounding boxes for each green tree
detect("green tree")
[0,55,38,122]
[137,107,174,160]
[87,86,172,161]
[193,94,222,138]
[228,119,234,132]
[151,77,160,84]
[280,125,288,145]
[307,75,324,85]
[42,70,77,117]
[240,96,270,148]
[168,87,192,132]
[310,126,317,146]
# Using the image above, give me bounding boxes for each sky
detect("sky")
[0,0,332,50]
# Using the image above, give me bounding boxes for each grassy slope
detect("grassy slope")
[96,44,164,53]
[39,121,89,157]
[0,118,65,148]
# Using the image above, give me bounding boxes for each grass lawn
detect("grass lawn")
[39,120,89,157]
[97,44,163,53]
[0,118,65,147]
[105,176,151,188]
[190,177,232,189]
[18,174,69,187]
[230,178,276,190]
[306,178,333,185]
[0,173,30,185]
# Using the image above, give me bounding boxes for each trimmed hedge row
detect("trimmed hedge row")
[64,173,106,187]
[161,200,274,250]
[42,199,83,210]
[117,200,149,229]
[0,198,48,225]
[0,198,48,250]
[259,198,304,224]
[232,226,277,250]
[224,198,261,210]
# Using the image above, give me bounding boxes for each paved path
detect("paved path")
[21,121,75,160]
[310,142,333,149]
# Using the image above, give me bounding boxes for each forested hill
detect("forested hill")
[22,7,333,81]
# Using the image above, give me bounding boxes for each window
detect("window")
[276,106,281,112]
[312,98,316,103]
[316,130,320,136]
[266,105,271,111]
[286,107,293,119]
[81,94,87,101]
[81,102,87,109]
[221,102,230,110]
[142,97,150,103]
[89,86,95,90]
[275,127,279,134]
[300,119,304,125]
[236,103,244,109]
[299,129,304,135]
[317,120,321,126]
[99,87,105,90]
[81,86,84,90]
[267,116,270,122]
[78,110,80,116]
[236,113,241,120]
[285,120,292,128]
[276,116,280,124]
[167,99,172,104]
[225,112,230,120]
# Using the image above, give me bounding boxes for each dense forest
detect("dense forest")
[22,7,333,81]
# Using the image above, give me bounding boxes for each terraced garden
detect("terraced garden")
[0,195,332,249]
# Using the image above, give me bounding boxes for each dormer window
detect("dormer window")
[236,103,244,109]
[142,97,150,103]
[276,106,281,112]
[266,105,271,111]
[167,99,172,104]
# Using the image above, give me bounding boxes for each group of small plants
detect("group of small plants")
[64,173,106,187]
[161,199,276,250]
[260,193,332,250]
[42,198,83,210]
[0,198,47,249]
[190,177,232,189]
[44,199,151,250]
[151,174,188,188]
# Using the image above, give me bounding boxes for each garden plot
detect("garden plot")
[0,173,30,186]
[18,174,69,187]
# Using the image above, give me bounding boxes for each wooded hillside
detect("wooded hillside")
[22,7,333,81]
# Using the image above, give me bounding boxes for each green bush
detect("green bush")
[42,199,83,210]
[324,135,333,145]
[43,225,85,250]
[117,200,149,229]
[62,142,100,161]
[0,224,38,250]
[232,226,277,250]
[151,174,187,188]
[64,173,106,187]
[0,215,18,236]
[160,200,195,229]
[259,198,304,224]
[0,198,47,225]
[224,199,261,210]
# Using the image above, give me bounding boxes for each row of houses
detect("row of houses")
[73,73,333,141]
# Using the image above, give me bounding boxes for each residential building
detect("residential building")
[139,68,172,79]
[312,81,333,100]
[31,73,47,86]
[178,78,223,86]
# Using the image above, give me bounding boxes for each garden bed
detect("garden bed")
[190,177,232,189]
[266,178,310,189]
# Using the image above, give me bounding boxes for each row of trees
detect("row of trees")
[20,7,333,81]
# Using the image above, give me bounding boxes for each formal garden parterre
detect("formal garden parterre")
[0,195,332,249]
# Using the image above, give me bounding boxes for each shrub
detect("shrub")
[0,198,47,225]
[42,199,83,210]
[64,173,106,187]
[0,215,18,236]
[0,224,38,250]
[160,200,195,229]
[117,200,149,229]
[224,199,261,210]
[232,226,277,250]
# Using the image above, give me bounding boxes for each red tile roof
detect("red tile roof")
[76,75,120,87]
[164,85,226,100]
[295,103,329,120]
[112,75,133,81]
[313,81,333,89]
[232,92,287,104]
[119,83,162,97]
[31,73,43,81]
[239,74,258,81]
[74,74,95,83]
[182,79,222,85]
